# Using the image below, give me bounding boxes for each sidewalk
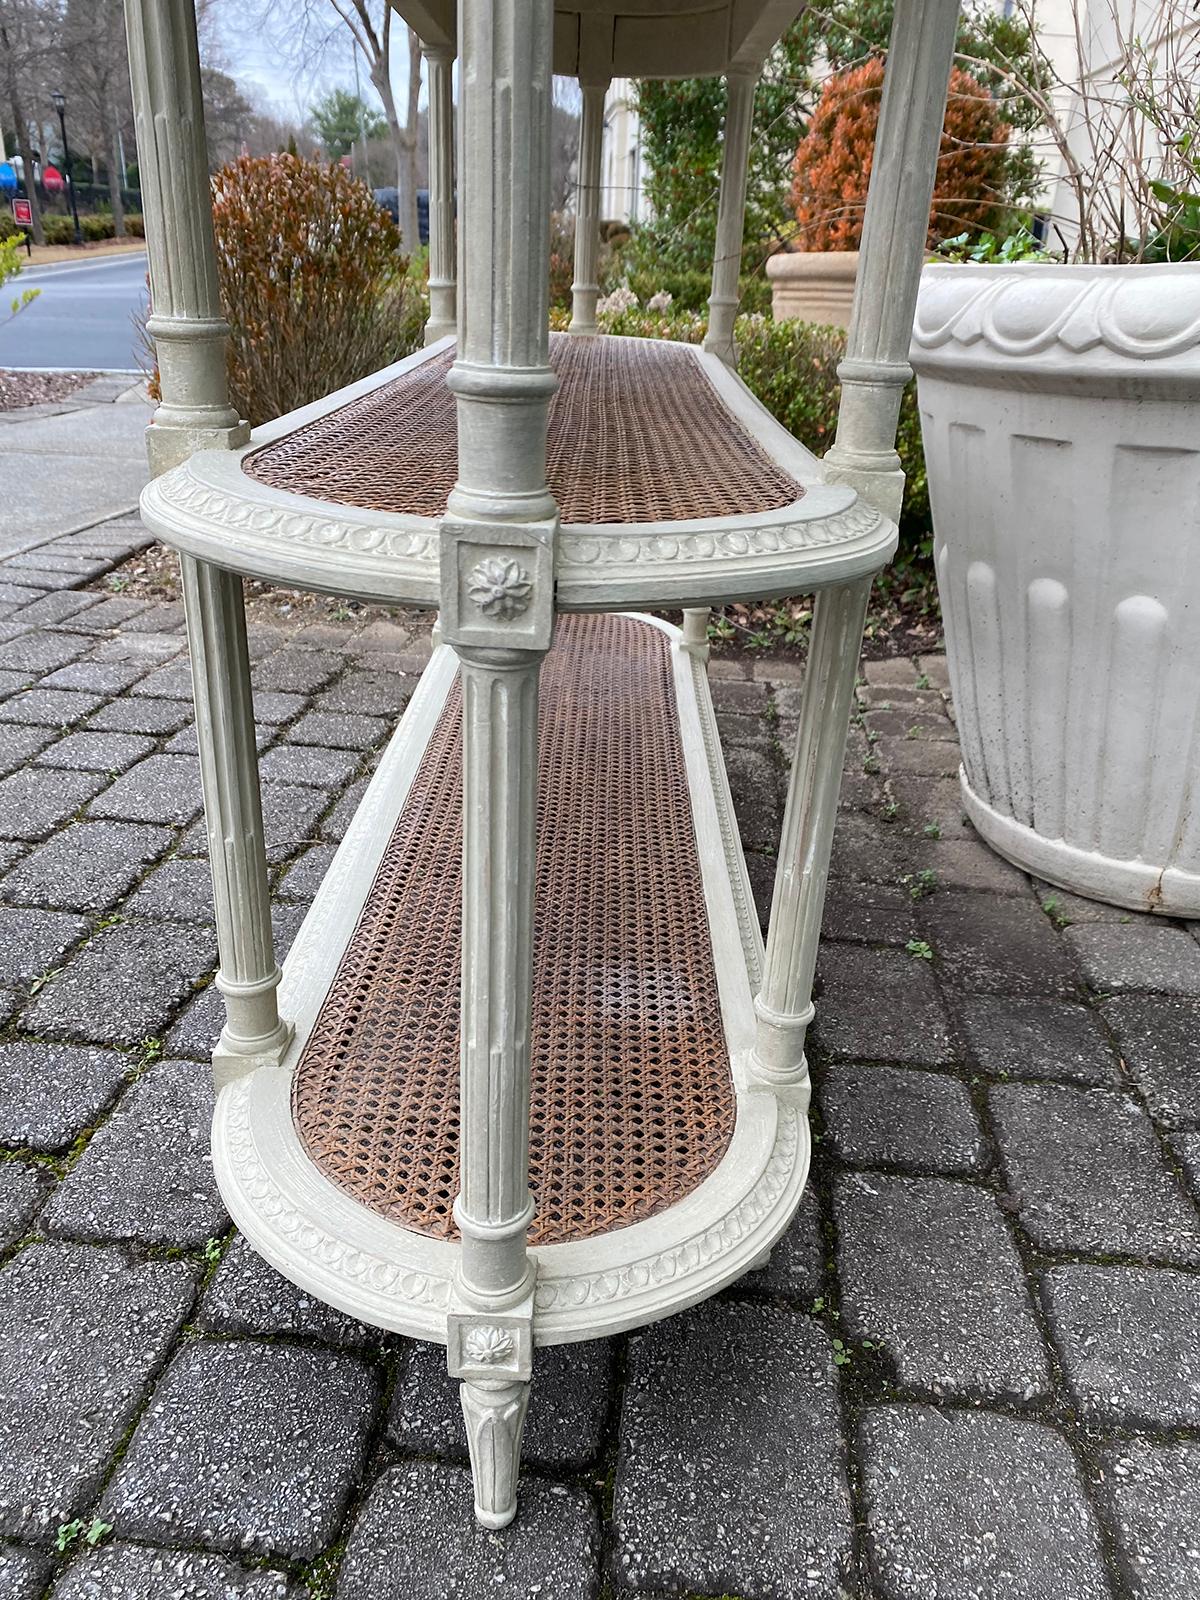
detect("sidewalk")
[0,391,1198,1599]
[0,375,149,554]
[20,241,147,270]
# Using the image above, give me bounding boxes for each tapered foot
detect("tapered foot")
[460,1378,530,1528]
[681,606,711,661]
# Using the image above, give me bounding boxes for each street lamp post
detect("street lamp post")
[50,91,82,247]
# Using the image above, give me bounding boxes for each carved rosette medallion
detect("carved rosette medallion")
[440,517,555,650]
[467,557,532,620]
[462,1325,516,1366]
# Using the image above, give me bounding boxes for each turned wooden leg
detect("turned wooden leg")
[751,576,872,1102]
[123,0,249,476]
[569,79,608,335]
[822,0,960,523]
[452,649,540,1311]
[126,1,277,1091]
[702,68,756,368]
[422,42,456,345]
[440,0,556,1528]
[180,555,292,1087]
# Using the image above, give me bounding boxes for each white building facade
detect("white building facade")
[600,78,650,225]
[992,0,1196,251]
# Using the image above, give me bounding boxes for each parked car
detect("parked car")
[372,186,429,246]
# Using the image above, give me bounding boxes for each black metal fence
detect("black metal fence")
[39,183,143,216]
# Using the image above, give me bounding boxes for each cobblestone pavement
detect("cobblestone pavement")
[1,506,1199,1600]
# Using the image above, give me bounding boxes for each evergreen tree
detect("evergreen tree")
[310,87,385,163]
[630,0,1046,278]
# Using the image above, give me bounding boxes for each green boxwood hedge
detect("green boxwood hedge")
[583,306,930,564]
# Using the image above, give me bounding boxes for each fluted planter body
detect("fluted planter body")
[911,262,1200,915]
[766,250,859,328]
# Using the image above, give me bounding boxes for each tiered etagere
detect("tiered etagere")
[124,0,961,1527]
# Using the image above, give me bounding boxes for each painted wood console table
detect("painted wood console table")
[124,0,961,1528]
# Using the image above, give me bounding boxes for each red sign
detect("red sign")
[11,198,32,226]
[41,165,64,194]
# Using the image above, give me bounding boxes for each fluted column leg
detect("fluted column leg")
[180,558,292,1086]
[123,0,248,474]
[444,647,546,1529]
[822,0,960,520]
[440,0,557,1530]
[446,646,541,1527]
[423,42,456,345]
[569,80,608,334]
[453,650,540,1310]
[703,68,757,367]
[751,578,872,1103]
[124,0,284,1089]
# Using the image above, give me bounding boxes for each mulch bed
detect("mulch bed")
[95,540,413,634]
[712,574,943,662]
[0,369,92,411]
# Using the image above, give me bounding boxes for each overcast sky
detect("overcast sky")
[210,5,577,132]
[211,4,425,125]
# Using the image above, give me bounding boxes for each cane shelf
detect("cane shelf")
[215,609,807,1344]
[141,333,895,615]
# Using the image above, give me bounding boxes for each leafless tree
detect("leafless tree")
[240,0,423,245]
[202,66,257,167]
[0,0,58,244]
[62,0,131,234]
[241,106,314,161]
[549,86,581,213]
[329,1,421,245]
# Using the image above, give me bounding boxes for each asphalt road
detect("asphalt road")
[0,251,149,373]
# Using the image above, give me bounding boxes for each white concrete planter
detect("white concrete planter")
[911,262,1200,916]
[766,250,859,328]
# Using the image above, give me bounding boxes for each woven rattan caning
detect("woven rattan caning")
[245,334,804,524]
[291,614,735,1246]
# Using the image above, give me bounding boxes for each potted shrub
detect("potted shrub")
[770,55,1010,326]
[910,0,1200,914]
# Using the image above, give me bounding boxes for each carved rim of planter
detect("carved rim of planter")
[912,262,1200,389]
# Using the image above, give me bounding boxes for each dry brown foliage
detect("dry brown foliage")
[139,154,426,425]
[209,154,427,425]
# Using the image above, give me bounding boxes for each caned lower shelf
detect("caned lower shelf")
[211,614,810,1345]
[141,334,895,611]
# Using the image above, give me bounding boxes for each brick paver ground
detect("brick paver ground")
[1,503,1198,1599]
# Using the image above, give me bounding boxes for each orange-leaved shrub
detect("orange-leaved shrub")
[791,57,1010,252]
[205,154,425,425]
